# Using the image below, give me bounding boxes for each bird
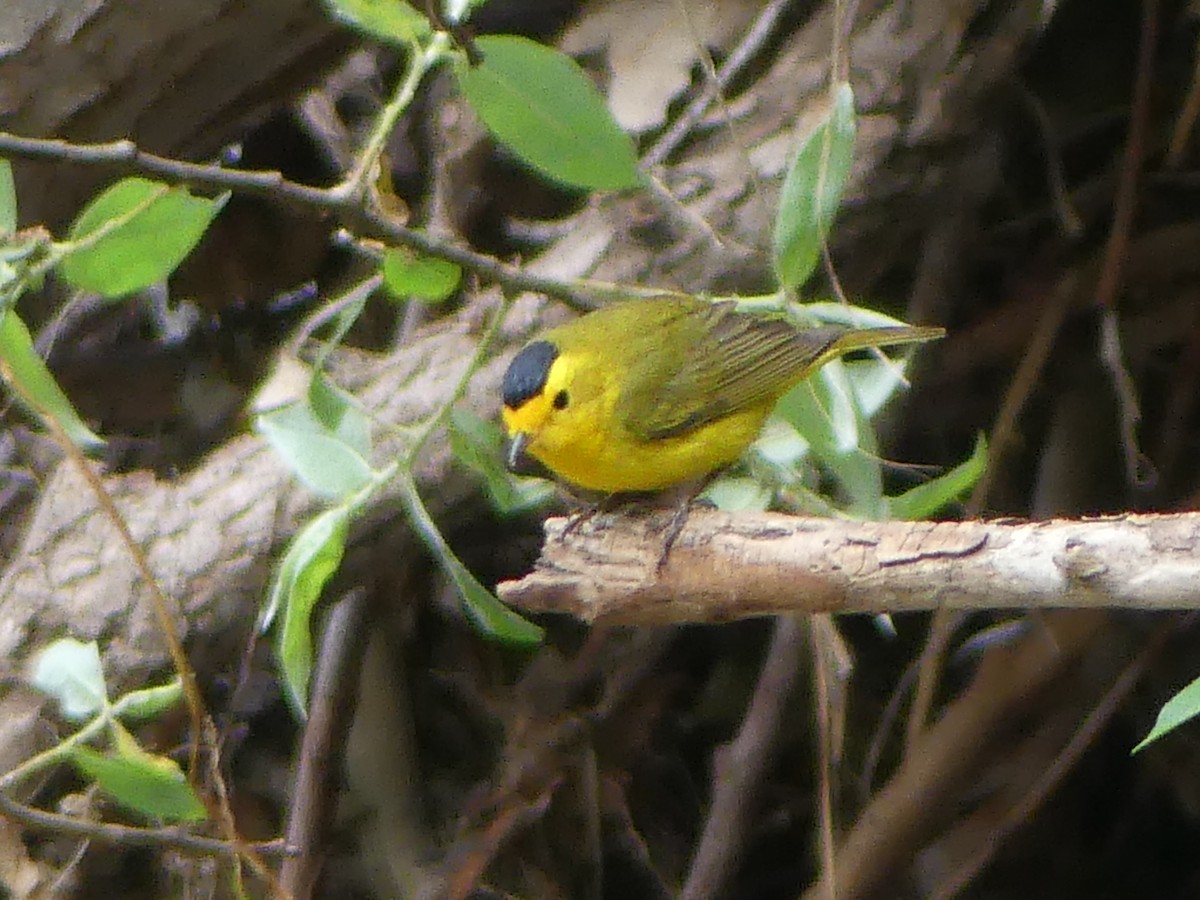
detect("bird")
[501,294,943,496]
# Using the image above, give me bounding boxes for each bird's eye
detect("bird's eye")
[552,389,569,410]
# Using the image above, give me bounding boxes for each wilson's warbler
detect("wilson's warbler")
[501,296,943,494]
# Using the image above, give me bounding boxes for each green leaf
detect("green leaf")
[398,472,542,645]
[0,311,105,450]
[71,731,206,823]
[309,373,372,458]
[59,178,227,298]
[1135,673,1200,752]
[888,434,987,521]
[267,505,353,712]
[256,401,374,500]
[777,363,859,457]
[455,35,641,191]
[382,248,461,304]
[113,678,184,723]
[773,82,856,291]
[321,0,430,45]
[446,549,543,645]
[775,364,884,517]
[0,159,15,237]
[29,638,108,721]
[448,408,553,515]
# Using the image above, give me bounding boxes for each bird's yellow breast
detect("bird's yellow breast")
[518,387,772,493]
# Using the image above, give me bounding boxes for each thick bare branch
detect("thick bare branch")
[499,510,1200,624]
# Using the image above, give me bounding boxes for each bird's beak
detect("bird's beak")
[506,431,533,473]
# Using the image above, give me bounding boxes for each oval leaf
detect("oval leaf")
[382,248,461,303]
[114,678,185,723]
[0,159,15,237]
[773,82,857,291]
[448,408,553,515]
[0,311,105,450]
[322,0,430,45]
[397,473,542,646]
[455,35,641,191]
[888,434,987,521]
[256,402,374,500]
[1135,673,1200,752]
[29,638,107,721]
[71,742,206,823]
[268,506,353,712]
[59,178,227,298]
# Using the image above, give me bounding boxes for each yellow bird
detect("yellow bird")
[501,296,943,495]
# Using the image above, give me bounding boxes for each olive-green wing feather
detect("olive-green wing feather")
[621,301,941,441]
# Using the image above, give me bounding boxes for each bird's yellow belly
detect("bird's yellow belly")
[531,405,771,494]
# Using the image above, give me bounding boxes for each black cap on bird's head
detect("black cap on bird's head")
[502,340,559,410]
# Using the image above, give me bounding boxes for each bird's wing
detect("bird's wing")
[621,302,846,441]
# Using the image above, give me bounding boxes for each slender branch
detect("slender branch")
[680,616,806,900]
[644,0,795,167]
[0,131,604,310]
[499,509,1200,624]
[0,791,287,859]
[281,588,371,899]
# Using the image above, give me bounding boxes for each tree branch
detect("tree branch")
[498,509,1200,623]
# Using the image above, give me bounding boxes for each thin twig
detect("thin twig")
[905,271,1080,748]
[680,616,806,900]
[1166,27,1200,166]
[0,131,598,311]
[0,791,287,859]
[281,588,372,899]
[1090,0,1158,487]
[643,0,796,167]
[928,618,1179,899]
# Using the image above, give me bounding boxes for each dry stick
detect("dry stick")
[0,791,286,858]
[281,588,372,899]
[1166,26,1200,166]
[904,272,1079,755]
[927,618,1179,900]
[201,715,280,896]
[500,509,1200,623]
[796,611,1107,900]
[1091,0,1159,487]
[0,338,279,889]
[680,617,807,900]
[643,0,795,167]
[810,621,838,900]
[0,132,598,311]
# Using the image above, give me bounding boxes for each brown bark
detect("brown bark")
[500,510,1200,624]
[0,0,345,224]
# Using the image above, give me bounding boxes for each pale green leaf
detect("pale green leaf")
[268,506,353,711]
[773,82,856,290]
[0,159,15,237]
[113,679,184,723]
[256,402,374,500]
[448,408,553,515]
[29,638,107,721]
[888,434,987,521]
